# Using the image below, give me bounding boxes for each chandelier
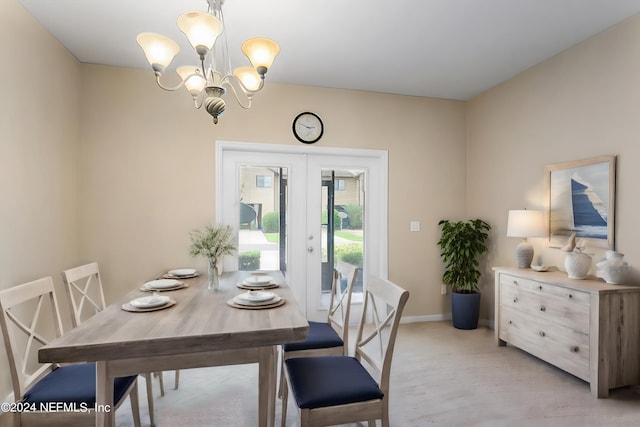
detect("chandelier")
[136,0,280,124]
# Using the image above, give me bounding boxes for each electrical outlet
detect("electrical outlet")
[410,221,420,232]
[441,284,447,295]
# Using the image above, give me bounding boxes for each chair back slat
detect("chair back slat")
[0,277,64,400]
[62,262,106,328]
[354,276,409,393]
[328,261,358,355]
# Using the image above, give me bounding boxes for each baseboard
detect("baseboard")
[401,314,494,329]
[400,314,451,324]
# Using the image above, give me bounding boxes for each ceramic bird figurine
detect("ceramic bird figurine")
[561,232,576,252]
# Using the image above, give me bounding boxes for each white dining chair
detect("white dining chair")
[0,276,141,427]
[278,261,358,398]
[62,262,179,426]
[281,276,410,427]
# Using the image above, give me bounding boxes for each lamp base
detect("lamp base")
[516,240,534,268]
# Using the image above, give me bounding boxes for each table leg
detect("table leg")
[258,346,277,427]
[96,361,115,427]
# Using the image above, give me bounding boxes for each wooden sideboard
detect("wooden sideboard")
[493,267,640,397]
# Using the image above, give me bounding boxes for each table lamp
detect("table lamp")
[507,209,546,268]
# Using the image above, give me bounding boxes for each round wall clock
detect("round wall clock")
[292,112,324,144]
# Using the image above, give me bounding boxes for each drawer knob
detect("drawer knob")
[513,280,518,286]
[513,297,518,303]
[538,285,543,290]
[539,331,546,337]
[571,346,579,353]
[569,294,573,299]
[540,306,546,312]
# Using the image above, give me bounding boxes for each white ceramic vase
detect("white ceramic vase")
[596,251,630,284]
[564,250,592,280]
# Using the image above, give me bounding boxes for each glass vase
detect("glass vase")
[208,258,220,292]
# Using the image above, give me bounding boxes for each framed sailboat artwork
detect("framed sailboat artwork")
[546,155,616,250]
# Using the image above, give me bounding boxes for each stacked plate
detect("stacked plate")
[128,295,172,309]
[238,275,275,289]
[163,268,199,279]
[232,290,281,307]
[122,294,176,313]
[141,279,184,292]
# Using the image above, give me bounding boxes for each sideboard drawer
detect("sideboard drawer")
[500,305,589,381]
[500,274,590,305]
[500,274,589,333]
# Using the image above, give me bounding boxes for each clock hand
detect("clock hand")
[299,123,315,129]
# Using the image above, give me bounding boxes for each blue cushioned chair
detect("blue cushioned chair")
[63,262,177,426]
[0,276,141,427]
[281,276,409,427]
[278,262,358,399]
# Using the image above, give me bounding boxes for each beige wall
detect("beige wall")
[77,65,467,320]
[0,0,81,410]
[467,14,640,320]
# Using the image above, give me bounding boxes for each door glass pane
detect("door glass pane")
[321,169,365,302]
[238,166,287,272]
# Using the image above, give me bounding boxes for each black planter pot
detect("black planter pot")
[451,291,481,330]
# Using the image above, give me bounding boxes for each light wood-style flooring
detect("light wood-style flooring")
[114,321,640,426]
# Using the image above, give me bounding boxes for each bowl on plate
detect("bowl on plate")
[129,295,171,309]
[143,279,181,290]
[242,275,274,286]
[167,268,197,277]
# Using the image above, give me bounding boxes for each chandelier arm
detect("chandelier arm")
[154,73,188,92]
[222,76,255,109]
[193,92,206,109]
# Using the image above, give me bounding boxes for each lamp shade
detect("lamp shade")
[507,210,546,238]
[233,67,262,92]
[177,11,223,55]
[177,66,207,97]
[241,37,280,72]
[137,33,180,71]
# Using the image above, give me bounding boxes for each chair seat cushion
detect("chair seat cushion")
[282,321,343,352]
[285,356,384,409]
[23,363,136,406]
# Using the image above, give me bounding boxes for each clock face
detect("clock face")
[293,112,323,144]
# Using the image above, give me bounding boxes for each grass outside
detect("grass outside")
[264,231,363,243]
[335,230,363,242]
[264,233,279,243]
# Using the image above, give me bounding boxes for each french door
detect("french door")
[216,141,387,322]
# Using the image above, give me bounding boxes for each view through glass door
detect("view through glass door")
[319,170,365,309]
[217,142,387,322]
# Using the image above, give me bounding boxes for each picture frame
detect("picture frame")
[545,155,616,250]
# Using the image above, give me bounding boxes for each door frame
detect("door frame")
[215,141,388,318]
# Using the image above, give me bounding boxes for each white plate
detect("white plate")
[168,268,197,277]
[233,295,282,306]
[235,290,275,303]
[143,279,181,290]
[242,275,274,286]
[129,295,171,309]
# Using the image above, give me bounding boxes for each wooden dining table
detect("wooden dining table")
[38,270,308,427]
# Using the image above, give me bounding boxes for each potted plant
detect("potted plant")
[437,219,491,330]
[190,224,237,291]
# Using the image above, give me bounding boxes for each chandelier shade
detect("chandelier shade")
[232,67,262,92]
[136,0,279,124]
[177,66,207,97]
[241,37,281,74]
[136,33,180,73]
[177,11,223,58]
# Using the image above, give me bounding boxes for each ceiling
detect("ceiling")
[18,0,640,100]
